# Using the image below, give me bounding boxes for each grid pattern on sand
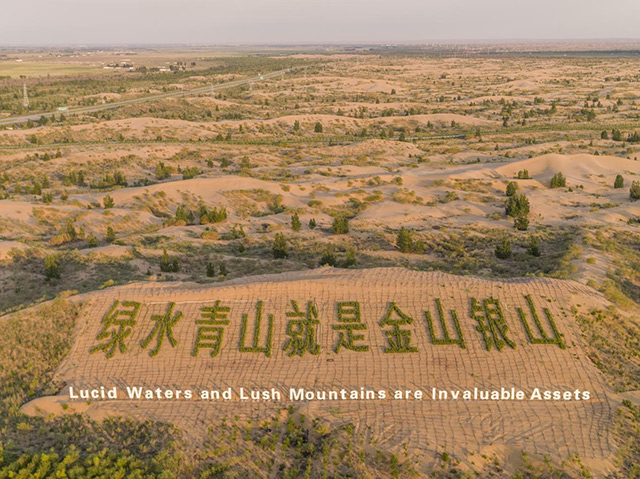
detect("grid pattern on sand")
[54,268,616,460]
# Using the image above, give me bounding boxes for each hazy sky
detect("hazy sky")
[1,0,639,45]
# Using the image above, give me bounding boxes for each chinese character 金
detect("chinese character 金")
[380,302,418,353]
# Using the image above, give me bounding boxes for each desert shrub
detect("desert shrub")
[505,181,518,197]
[182,166,201,180]
[206,262,215,277]
[308,218,317,229]
[550,172,566,188]
[630,181,640,200]
[174,205,196,225]
[160,248,179,272]
[319,245,337,266]
[514,215,529,231]
[612,129,623,141]
[517,169,530,179]
[103,194,115,209]
[505,194,530,218]
[614,174,624,189]
[200,205,227,224]
[527,236,541,256]
[291,212,302,231]
[155,161,171,180]
[331,216,349,234]
[44,255,61,280]
[106,226,116,243]
[272,233,288,259]
[397,227,413,253]
[495,237,512,259]
[343,246,357,267]
[314,122,323,133]
[87,234,98,247]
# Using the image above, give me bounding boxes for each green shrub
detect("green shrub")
[272,233,288,259]
[514,215,529,231]
[550,172,566,188]
[527,236,541,256]
[44,255,61,280]
[106,226,116,243]
[505,181,518,196]
[103,194,115,209]
[614,174,624,189]
[505,194,530,218]
[495,237,512,259]
[396,227,413,253]
[160,248,179,272]
[87,234,98,247]
[291,212,301,231]
[331,216,349,234]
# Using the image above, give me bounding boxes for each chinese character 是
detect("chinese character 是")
[333,301,369,353]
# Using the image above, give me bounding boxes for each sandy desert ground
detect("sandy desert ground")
[0,46,639,478]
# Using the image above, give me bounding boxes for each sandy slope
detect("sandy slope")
[20,267,618,472]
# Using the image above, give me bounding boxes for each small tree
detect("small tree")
[331,216,349,234]
[514,215,529,231]
[293,120,300,132]
[44,255,61,280]
[550,172,566,188]
[155,161,171,180]
[87,233,98,247]
[106,226,116,243]
[495,237,512,259]
[206,262,215,277]
[344,246,357,267]
[612,129,623,141]
[505,181,518,197]
[291,212,302,231]
[319,246,337,266]
[160,248,179,272]
[527,236,541,257]
[103,194,115,209]
[517,169,530,180]
[614,174,624,189]
[272,233,288,259]
[314,122,323,133]
[308,218,317,229]
[630,180,640,201]
[505,194,530,218]
[396,227,413,253]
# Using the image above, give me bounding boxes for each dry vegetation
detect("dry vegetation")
[0,44,640,478]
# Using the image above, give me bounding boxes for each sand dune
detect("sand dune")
[494,153,640,180]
